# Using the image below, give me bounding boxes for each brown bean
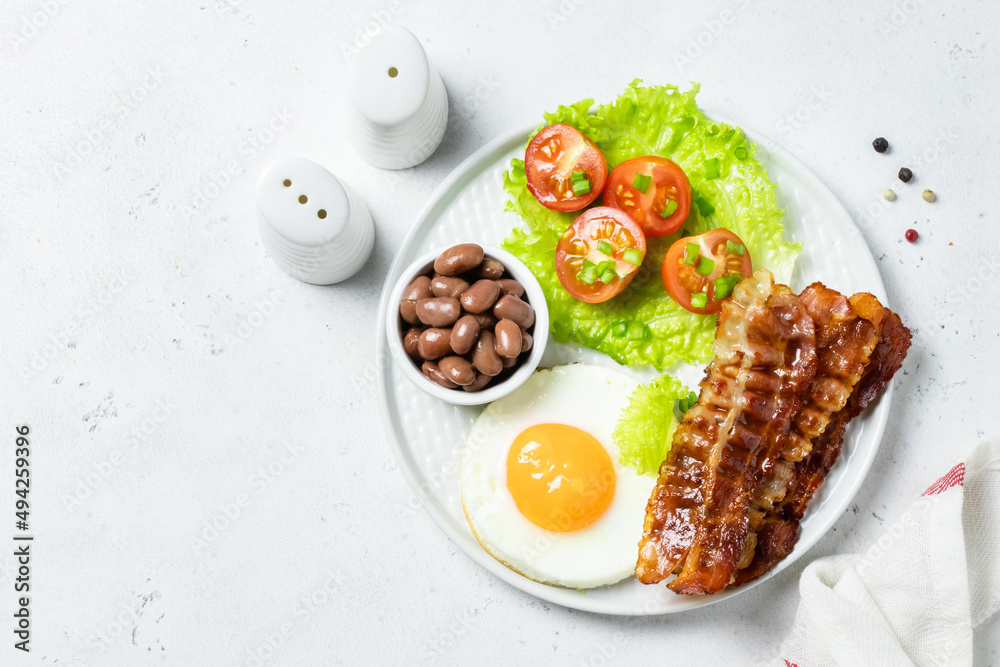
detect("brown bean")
[520,331,533,354]
[399,275,432,324]
[415,297,461,327]
[434,243,484,276]
[462,373,492,393]
[438,356,476,386]
[417,328,453,360]
[493,294,535,329]
[494,319,522,359]
[422,361,458,389]
[450,315,481,355]
[403,327,422,357]
[472,313,497,330]
[431,274,470,298]
[474,257,505,280]
[502,355,518,369]
[472,330,503,376]
[495,279,525,298]
[460,279,501,314]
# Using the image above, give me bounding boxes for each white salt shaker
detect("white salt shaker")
[349,26,448,169]
[256,157,375,285]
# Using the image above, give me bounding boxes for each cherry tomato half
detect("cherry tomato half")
[662,229,752,314]
[525,124,607,212]
[604,156,691,237]
[555,207,647,304]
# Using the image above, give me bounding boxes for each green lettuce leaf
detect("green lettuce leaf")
[502,80,800,370]
[613,374,691,476]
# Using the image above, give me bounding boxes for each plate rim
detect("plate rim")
[375,119,891,615]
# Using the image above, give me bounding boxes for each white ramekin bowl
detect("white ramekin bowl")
[385,244,548,406]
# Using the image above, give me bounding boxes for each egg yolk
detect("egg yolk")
[506,423,616,533]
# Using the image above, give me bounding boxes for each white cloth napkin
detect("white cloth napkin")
[766,438,1000,667]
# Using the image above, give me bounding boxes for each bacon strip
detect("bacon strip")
[635,271,817,593]
[733,292,911,585]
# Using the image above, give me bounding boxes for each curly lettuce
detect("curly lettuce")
[502,80,800,370]
[613,374,692,476]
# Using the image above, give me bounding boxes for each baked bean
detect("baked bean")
[460,279,501,314]
[494,319,522,359]
[520,331,533,354]
[399,275,432,324]
[417,328,453,360]
[416,297,461,327]
[474,257,505,280]
[403,327,421,357]
[422,361,458,389]
[472,313,497,330]
[495,279,525,298]
[450,315,481,355]
[502,355,517,368]
[431,274,470,298]
[438,356,476,386]
[472,331,503,376]
[434,243,484,276]
[462,373,492,393]
[493,294,535,329]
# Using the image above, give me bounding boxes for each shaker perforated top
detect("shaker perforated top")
[349,26,429,127]
[256,157,349,248]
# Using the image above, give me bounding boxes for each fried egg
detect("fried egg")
[460,364,656,589]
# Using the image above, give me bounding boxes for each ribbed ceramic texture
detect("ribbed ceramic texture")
[376,123,891,615]
[259,184,374,285]
[350,66,448,170]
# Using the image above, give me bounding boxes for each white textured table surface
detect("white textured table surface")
[2,1,998,665]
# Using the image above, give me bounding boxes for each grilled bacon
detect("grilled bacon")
[636,275,910,594]
[636,271,817,593]
[733,291,911,586]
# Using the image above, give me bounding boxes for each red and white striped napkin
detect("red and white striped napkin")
[767,438,1000,666]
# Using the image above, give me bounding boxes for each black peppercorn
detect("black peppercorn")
[872,137,889,153]
[898,167,913,183]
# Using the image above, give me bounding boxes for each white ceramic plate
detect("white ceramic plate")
[376,121,890,615]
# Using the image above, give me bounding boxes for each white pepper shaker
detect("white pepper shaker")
[348,26,448,170]
[256,157,375,285]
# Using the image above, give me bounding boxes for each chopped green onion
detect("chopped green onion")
[571,176,591,196]
[726,240,746,256]
[677,391,698,413]
[713,274,740,300]
[683,242,699,266]
[596,259,616,274]
[690,292,708,309]
[600,269,616,284]
[626,321,647,340]
[577,266,597,284]
[597,240,614,256]
[581,259,596,270]
[632,173,652,193]
[695,256,715,276]
[622,248,643,265]
[694,196,715,217]
[570,170,588,183]
[611,321,627,337]
[734,147,748,160]
[659,199,678,218]
[704,158,721,180]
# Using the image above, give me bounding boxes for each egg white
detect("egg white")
[461,364,656,589]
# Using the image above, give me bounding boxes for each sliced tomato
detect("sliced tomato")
[604,156,691,237]
[662,229,752,314]
[525,124,607,212]
[555,207,646,303]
